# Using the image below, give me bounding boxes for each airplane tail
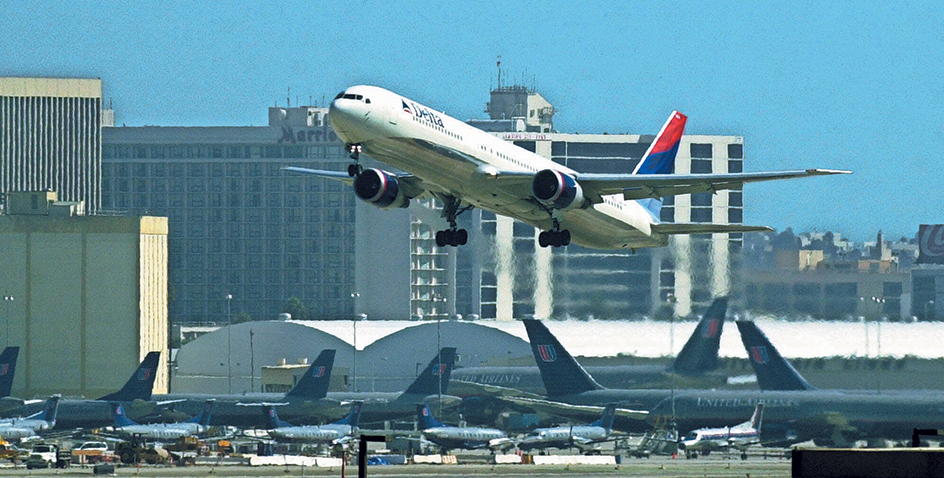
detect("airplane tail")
[28,395,60,425]
[416,403,445,429]
[672,297,728,375]
[0,346,19,397]
[736,321,815,391]
[98,351,161,402]
[113,403,138,428]
[522,319,603,397]
[263,405,294,429]
[184,399,215,426]
[285,349,336,399]
[588,403,617,432]
[749,403,764,430]
[332,401,362,428]
[632,110,688,218]
[403,348,457,396]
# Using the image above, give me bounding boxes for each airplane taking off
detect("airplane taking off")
[286,85,849,249]
[262,402,361,444]
[0,395,59,440]
[111,399,214,441]
[517,403,618,453]
[678,404,763,460]
[417,403,514,453]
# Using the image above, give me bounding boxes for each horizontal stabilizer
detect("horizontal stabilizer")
[651,223,773,235]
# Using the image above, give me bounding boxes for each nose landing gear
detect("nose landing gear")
[346,144,363,177]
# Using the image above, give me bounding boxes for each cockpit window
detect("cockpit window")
[364,98,370,104]
[334,91,345,100]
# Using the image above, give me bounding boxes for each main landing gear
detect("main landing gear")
[346,143,363,177]
[538,220,571,248]
[435,196,472,248]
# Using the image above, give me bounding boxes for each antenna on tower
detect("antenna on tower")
[497,55,502,89]
[287,87,291,107]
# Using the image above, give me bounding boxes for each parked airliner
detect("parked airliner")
[286,85,848,249]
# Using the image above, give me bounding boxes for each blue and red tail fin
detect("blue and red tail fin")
[736,321,815,391]
[403,348,457,396]
[0,346,19,398]
[332,402,362,428]
[588,404,617,432]
[522,319,603,397]
[98,351,161,402]
[263,405,294,429]
[113,403,138,428]
[672,297,727,375]
[416,403,445,429]
[285,349,336,399]
[632,110,687,219]
[184,399,214,426]
[28,395,60,424]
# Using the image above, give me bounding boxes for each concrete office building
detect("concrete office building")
[0,77,105,214]
[0,191,168,398]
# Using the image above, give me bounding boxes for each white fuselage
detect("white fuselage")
[680,426,759,452]
[518,425,609,450]
[329,86,665,249]
[269,424,353,444]
[116,422,207,441]
[422,426,512,451]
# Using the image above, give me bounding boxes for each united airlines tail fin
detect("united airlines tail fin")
[0,346,19,397]
[332,401,362,428]
[403,348,457,396]
[632,110,688,218]
[522,319,603,397]
[736,321,815,391]
[588,403,617,432]
[184,399,214,426]
[28,395,60,424]
[113,403,138,428]
[98,351,161,402]
[416,403,445,429]
[263,405,294,429]
[285,349,336,399]
[672,298,728,375]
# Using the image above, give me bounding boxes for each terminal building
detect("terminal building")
[102,86,746,323]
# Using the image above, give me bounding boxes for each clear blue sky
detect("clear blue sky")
[3,1,942,242]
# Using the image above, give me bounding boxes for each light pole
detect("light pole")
[925,300,935,321]
[2,296,13,347]
[226,294,233,394]
[351,292,361,393]
[434,297,446,415]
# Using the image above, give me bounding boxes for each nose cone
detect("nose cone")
[328,98,358,139]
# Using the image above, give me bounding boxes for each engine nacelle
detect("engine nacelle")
[531,169,585,210]
[353,168,409,209]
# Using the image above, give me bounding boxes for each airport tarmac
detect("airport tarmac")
[0,456,792,477]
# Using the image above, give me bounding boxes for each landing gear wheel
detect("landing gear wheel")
[456,229,468,245]
[347,164,362,177]
[741,452,748,460]
[538,230,571,248]
[435,229,468,247]
[346,144,362,176]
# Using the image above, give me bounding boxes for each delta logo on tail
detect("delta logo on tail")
[538,345,557,363]
[702,318,721,339]
[750,346,769,364]
[137,368,153,381]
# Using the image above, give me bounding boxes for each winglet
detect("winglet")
[522,319,604,397]
[285,349,336,399]
[98,351,161,402]
[672,298,728,375]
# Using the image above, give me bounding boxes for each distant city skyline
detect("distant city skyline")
[2,2,942,242]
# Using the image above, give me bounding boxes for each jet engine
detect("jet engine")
[353,168,409,209]
[531,169,586,210]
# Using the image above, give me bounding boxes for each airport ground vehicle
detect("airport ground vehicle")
[25,443,71,469]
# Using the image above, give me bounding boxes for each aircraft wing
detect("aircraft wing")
[650,223,773,235]
[471,168,849,204]
[449,380,547,400]
[282,166,427,198]
[502,396,648,421]
[578,169,851,202]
